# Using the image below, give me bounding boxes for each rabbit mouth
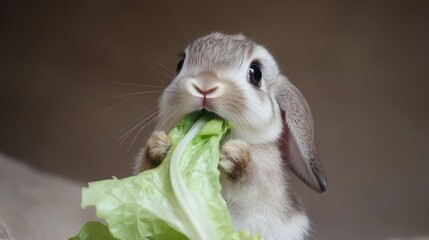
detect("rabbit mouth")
[194,106,229,123]
[201,99,214,112]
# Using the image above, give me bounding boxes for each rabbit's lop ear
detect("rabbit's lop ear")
[275,75,327,193]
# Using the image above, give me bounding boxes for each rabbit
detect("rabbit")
[134,32,327,240]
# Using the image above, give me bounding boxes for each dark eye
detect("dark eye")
[248,63,262,87]
[176,58,185,74]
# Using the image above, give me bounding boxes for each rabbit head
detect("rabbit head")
[157,32,327,192]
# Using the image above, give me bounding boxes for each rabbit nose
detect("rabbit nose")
[192,84,219,96]
[189,71,223,98]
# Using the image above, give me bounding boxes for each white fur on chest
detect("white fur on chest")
[220,143,310,240]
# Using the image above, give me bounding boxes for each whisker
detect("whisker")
[113,108,158,139]
[113,82,165,88]
[150,104,178,132]
[157,62,176,76]
[150,65,175,80]
[105,98,138,111]
[125,104,177,151]
[157,103,187,132]
[117,110,159,145]
[127,111,161,152]
[240,102,266,121]
[236,106,256,130]
[178,21,190,44]
[227,114,250,140]
[154,78,171,83]
[110,91,162,100]
[156,109,174,131]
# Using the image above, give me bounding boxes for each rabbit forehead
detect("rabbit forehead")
[186,33,258,70]
[185,33,279,82]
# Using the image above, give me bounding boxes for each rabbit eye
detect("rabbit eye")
[176,58,185,74]
[248,63,262,87]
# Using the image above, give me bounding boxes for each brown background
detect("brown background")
[1,1,428,239]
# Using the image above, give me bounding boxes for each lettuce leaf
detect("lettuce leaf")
[69,221,118,240]
[71,112,260,240]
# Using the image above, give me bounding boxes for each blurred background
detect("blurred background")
[1,1,428,239]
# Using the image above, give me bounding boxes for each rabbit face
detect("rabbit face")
[158,33,283,144]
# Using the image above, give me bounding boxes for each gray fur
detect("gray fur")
[186,33,257,71]
[276,76,327,192]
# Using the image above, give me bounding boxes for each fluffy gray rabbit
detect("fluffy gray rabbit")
[134,32,327,240]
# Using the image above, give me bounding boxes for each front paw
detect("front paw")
[145,131,171,168]
[219,139,252,182]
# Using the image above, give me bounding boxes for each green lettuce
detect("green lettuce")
[71,112,260,240]
[69,221,117,240]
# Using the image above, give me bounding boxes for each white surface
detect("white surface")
[0,153,95,240]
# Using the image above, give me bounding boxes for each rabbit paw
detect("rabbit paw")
[219,139,252,182]
[144,131,171,168]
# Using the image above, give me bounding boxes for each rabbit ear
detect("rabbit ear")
[275,75,327,193]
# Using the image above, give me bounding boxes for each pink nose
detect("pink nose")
[193,84,218,96]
